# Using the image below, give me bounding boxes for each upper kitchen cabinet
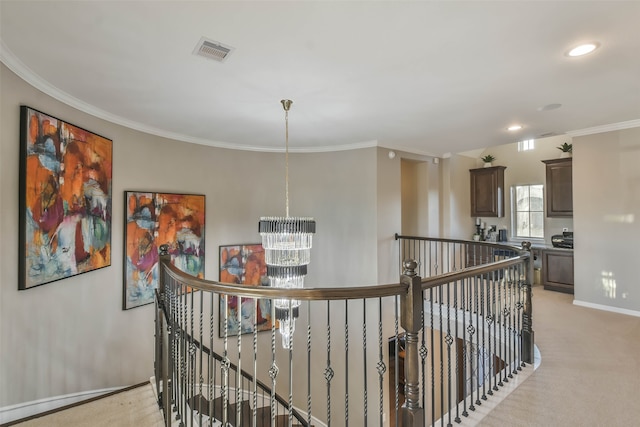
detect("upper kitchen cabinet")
[542,158,573,217]
[470,166,506,217]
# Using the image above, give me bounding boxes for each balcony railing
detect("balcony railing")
[154,236,534,427]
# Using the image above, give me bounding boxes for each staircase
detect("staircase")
[154,236,535,427]
[187,394,308,427]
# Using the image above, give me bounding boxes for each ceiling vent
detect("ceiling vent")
[193,37,234,62]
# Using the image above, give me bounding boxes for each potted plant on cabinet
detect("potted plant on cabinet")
[557,142,572,158]
[481,154,495,167]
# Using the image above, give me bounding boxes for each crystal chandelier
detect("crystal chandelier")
[259,99,315,349]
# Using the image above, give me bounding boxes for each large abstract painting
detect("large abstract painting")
[124,191,205,309]
[19,106,113,290]
[219,244,274,336]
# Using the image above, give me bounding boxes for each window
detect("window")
[512,185,544,238]
[518,139,535,151]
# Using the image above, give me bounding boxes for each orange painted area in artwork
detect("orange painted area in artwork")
[25,156,54,210]
[156,194,205,246]
[60,142,85,211]
[244,251,266,285]
[126,221,149,260]
[59,124,113,212]
[128,193,153,217]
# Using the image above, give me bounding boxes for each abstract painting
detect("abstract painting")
[219,244,274,336]
[19,106,113,290]
[124,191,205,309]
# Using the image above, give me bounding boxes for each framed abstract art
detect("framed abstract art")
[124,191,205,309]
[19,106,113,290]
[219,244,275,336]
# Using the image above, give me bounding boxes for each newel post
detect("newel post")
[521,242,535,365]
[400,260,425,427]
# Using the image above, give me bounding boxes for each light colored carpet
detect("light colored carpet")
[12,383,164,427]
[10,287,640,426]
[478,286,640,427]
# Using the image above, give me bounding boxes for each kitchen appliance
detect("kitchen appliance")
[551,231,574,249]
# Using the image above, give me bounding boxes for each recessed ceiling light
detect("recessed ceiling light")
[507,125,523,131]
[566,42,600,57]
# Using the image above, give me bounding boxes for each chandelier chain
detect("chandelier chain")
[285,105,290,218]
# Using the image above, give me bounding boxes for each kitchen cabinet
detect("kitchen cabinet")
[542,249,574,294]
[542,158,572,217]
[470,166,506,217]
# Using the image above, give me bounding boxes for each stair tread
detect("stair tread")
[187,396,310,427]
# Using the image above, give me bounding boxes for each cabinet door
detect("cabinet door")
[470,166,506,217]
[543,158,572,217]
[542,250,574,294]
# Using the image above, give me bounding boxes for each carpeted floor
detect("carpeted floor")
[478,286,640,426]
[9,286,640,426]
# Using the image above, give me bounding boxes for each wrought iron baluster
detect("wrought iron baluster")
[307,300,312,427]
[253,298,258,427]
[288,301,294,426]
[344,300,349,427]
[377,297,386,427]
[446,281,453,427]
[236,296,242,426]
[270,300,277,427]
[362,298,368,427]
[325,301,333,427]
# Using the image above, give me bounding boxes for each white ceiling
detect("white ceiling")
[1,1,639,156]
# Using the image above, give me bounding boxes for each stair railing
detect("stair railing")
[155,236,534,427]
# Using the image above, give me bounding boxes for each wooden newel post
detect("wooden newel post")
[400,260,425,427]
[521,242,535,365]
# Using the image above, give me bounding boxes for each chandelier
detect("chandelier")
[259,100,315,349]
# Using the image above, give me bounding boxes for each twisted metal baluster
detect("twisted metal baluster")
[430,287,436,426]
[377,298,386,427]
[236,297,242,426]
[253,299,258,427]
[269,300,277,427]
[476,276,491,405]
[198,292,204,427]
[362,299,368,427]
[439,283,445,420]
[344,300,349,427]
[445,281,453,427]
[222,295,229,426]
[288,302,294,426]
[394,296,399,427]
[325,302,333,427]
[208,293,214,419]
[307,301,312,426]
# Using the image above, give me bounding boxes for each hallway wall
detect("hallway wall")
[0,64,382,412]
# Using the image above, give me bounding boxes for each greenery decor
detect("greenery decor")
[557,143,572,153]
[481,154,496,163]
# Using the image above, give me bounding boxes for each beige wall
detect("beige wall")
[0,64,383,411]
[573,128,640,312]
[440,154,476,239]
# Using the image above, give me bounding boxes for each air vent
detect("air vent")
[193,37,234,62]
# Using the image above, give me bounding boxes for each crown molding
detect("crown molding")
[1,41,379,154]
[567,119,640,137]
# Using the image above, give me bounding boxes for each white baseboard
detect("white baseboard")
[573,299,640,318]
[0,386,124,424]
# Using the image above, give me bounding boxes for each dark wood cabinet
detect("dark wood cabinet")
[542,158,572,217]
[542,249,574,294]
[470,166,506,217]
